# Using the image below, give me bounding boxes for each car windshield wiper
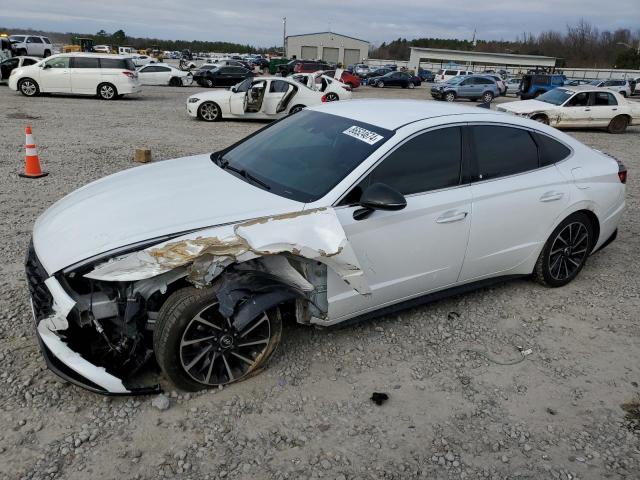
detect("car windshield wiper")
[217,157,271,191]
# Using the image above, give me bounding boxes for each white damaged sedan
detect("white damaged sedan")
[497,85,640,133]
[27,100,626,394]
[186,76,329,121]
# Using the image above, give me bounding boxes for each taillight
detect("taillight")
[321,94,327,102]
[618,162,627,184]
[122,71,135,79]
[342,85,351,91]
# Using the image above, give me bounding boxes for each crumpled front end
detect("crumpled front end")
[26,241,161,395]
[26,208,370,395]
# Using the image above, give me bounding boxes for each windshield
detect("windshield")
[537,88,574,105]
[217,110,394,202]
[588,80,601,86]
[446,76,465,85]
[10,36,26,43]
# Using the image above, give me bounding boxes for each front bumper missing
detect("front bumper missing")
[31,273,161,396]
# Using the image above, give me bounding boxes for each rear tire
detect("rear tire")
[18,78,39,97]
[607,115,629,134]
[532,212,594,287]
[154,286,282,391]
[97,83,117,100]
[408,82,415,89]
[324,92,339,101]
[205,79,214,88]
[289,104,305,114]
[481,91,494,103]
[376,80,384,88]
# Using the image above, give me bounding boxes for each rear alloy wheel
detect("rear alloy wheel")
[533,213,593,287]
[607,115,629,134]
[376,80,384,88]
[18,78,39,97]
[97,83,117,100]
[324,92,339,101]
[482,91,494,103]
[154,287,282,391]
[444,92,456,102]
[198,101,221,121]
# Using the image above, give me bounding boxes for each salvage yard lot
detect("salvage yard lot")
[1,83,639,479]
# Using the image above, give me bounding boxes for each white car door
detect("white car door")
[557,91,591,127]
[69,56,101,94]
[155,66,172,85]
[459,124,570,282]
[137,65,155,85]
[331,126,472,319]
[261,79,293,115]
[587,91,619,126]
[39,56,71,92]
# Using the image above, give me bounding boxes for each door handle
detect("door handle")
[436,211,468,223]
[584,108,591,111]
[539,191,564,202]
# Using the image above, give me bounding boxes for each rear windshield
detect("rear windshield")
[100,58,135,70]
[218,110,394,202]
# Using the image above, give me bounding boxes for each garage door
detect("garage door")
[322,47,339,64]
[343,48,361,67]
[301,46,318,60]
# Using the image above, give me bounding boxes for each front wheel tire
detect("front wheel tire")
[533,213,594,287]
[198,101,222,121]
[444,92,456,102]
[18,78,39,97]
[154,287,282,391]
[289,104,305,114]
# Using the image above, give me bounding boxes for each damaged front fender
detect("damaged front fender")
[85,207,371,295]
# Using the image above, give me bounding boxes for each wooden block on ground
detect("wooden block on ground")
[135,148,152,163]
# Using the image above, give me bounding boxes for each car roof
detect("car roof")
[51,52,132,59]
[308,99,498,130]
[558,85,622,94]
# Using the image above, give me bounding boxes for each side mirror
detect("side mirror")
[42,64,50,69]
[354,183,406,220]
[230,86,236,93]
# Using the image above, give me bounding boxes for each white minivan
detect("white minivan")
[436,68,474,83]
[9,53,142,100]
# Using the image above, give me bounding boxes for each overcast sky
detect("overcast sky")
[4,0,639,46]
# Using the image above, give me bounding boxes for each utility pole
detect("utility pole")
[282,17,287,58]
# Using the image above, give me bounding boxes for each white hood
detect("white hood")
[33,154,304,274]
[499,99,553,114]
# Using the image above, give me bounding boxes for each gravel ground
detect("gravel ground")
[1,82,639,480]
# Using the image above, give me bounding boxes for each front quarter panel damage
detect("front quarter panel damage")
[85,208,371,295]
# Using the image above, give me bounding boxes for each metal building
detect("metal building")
[285,32,369,66]
[408,47,557,71]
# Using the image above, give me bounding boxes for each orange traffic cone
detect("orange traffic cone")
[19,126,48,179]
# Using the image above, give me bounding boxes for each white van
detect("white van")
[436,68,474,83]
[9,53,141,100]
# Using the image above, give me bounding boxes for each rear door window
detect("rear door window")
[100,58,135,70]
[592,92,617,105]
[369,127,462,195]
[471,125,539,181]
[72,57,100,68]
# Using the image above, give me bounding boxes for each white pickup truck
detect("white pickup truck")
[9,35,53,58]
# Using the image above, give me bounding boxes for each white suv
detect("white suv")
[436,68,474,83]
[9,35,53,58]
[9,53,142,100]
[589,79,632,97]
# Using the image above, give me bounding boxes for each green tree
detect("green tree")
[112,29,126,44]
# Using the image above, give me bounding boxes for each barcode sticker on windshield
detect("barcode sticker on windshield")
[343,126,384,145]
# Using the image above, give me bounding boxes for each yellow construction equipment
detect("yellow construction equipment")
[62,37,95,53]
